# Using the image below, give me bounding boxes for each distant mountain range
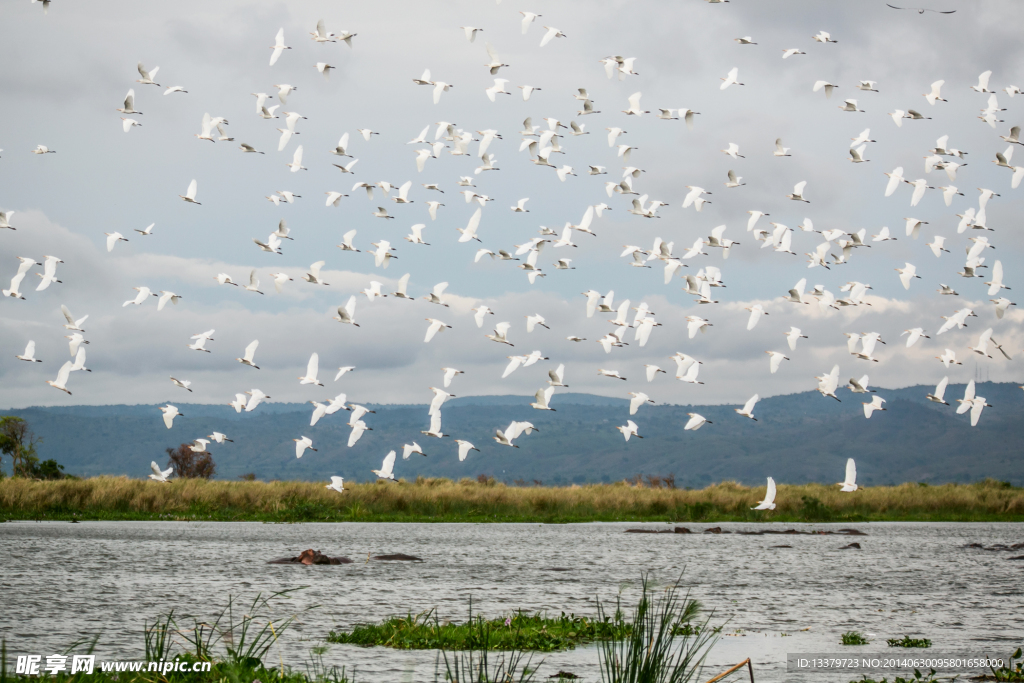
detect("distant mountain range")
[5,383,1022,487]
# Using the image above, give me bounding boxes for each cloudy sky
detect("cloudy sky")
[1,0,1022,414]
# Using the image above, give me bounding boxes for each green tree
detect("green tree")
[0,416,43,477]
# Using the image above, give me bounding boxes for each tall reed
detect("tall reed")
[1,477,1021,522]
[596,576,717,683]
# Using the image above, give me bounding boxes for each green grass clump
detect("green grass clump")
[986,646,1024,681]
[886,636,932,648]
[432,575,720,683]
[329,606,630,652]
[849,669,939,683]
[596,575,719,683]
[842,631,870,645]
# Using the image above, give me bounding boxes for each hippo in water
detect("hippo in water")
[267,549,353,565]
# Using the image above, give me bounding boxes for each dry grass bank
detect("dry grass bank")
[1,476,1022,522]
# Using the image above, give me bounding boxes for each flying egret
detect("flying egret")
[237,340,260,369]
[785,327,807,351]
[105,232,128,252]
[441,367,463,388]
[531,386,556,411]
[817,365,841,401]
[299,353,323,386]
[735,394,759,421]
[926,377,950,405]
[863,395,887,418]
[269,28,290,66]
[159,404,183,429]
[901,328,930,348]
[334,296,359,326]
[896,263,921,290]
[425,318,452,343]
[456,440,479,461]
[123,286,158,307]
[179,179,200,204]
[720,67,744,90]
[348,420,371,447]
[813,81,838,98]
[745,304,768,330]
[372,451,397,480]
[486,322,514,346]
[752,478,777,510]
[326,476,345,493]
[149,462,173,483]
[644,365,665,382]
[170,377,192,392]
[421,412,448,438]
[136,63,160,86]
[286,145,306,172]
[838,459,858,492]
[616,420,642,441]
[628,392,654,415]
[294,436,317,458]
[16,340,42,363]
[787,181,810,203]
[539,26,565,47]
[45,361,74,395]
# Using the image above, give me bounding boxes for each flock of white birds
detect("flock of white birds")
[5,2,1022,508]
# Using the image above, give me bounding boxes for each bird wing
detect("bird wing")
[54,360,73,387]
[935,376,948,400]
[845,459,857,486]
[425,320,443,343]
[794,180,807,194]
[306,353,319,379]
[151,461,163,476]
[970,400,984,426]
[765,477,776,503]
[61,305,75,324]
[381,450,396,476]
[187,179,197,199]
[743,394,759,413]
[244,340,259,360]
[462,207,482,238]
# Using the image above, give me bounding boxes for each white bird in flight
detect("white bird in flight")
[372,451,397,480]
[752,478,777,510]
[294,436,317,458]
[270,28,291,66]
[838,459,858,492]
[149,462,174,483]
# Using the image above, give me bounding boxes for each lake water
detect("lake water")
[1,521,1021,682]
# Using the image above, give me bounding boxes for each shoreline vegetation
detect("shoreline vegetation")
[1,477,1023,523]
[0,578,728,683]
